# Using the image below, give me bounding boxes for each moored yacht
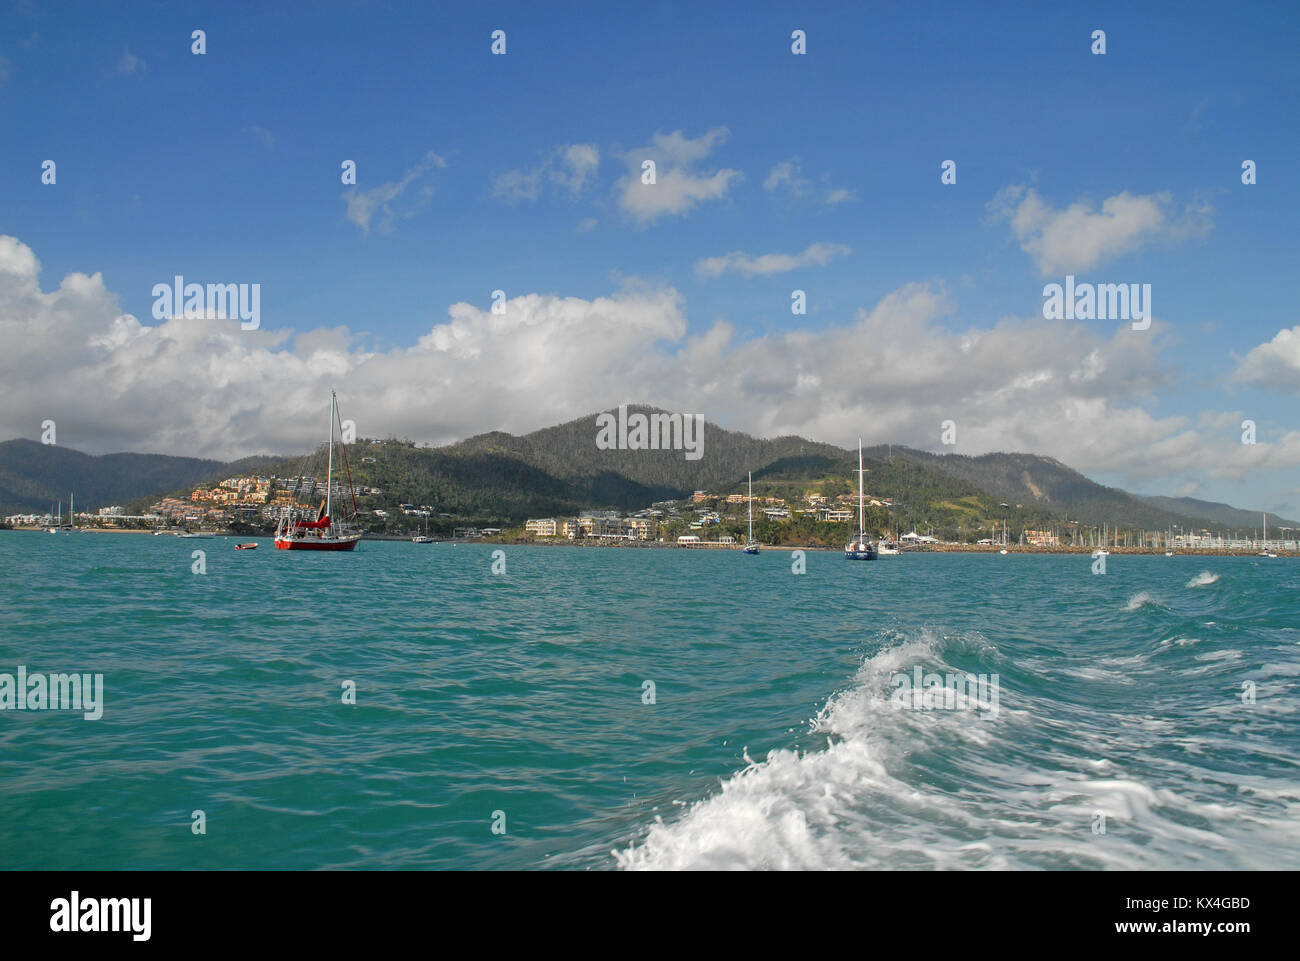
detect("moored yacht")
[274,390,362,551]
[412,513,433,543]
[844,439,877,561]
[742,471,759,554]
[1259,512,1276,557]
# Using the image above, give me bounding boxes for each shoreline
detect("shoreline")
[498,539,1297,557]
[5,527,1293,558]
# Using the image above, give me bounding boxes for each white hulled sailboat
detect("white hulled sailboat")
[274,391,362,551]
[412,513,433,544]
[844,439,877,561]
[743,471,759,554]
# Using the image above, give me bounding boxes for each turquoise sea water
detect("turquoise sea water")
[0,532,1296,870]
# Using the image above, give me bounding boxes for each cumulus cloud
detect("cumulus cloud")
[342,150,446,236]
[1188,409,1300,480]
[1,233,1292,492]
[493,143,600,202]
[695,242,851,278]
[989,186,1213,276]
[1234,326,1300,393]
[617,128,743,223]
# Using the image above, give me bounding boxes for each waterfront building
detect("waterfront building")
[526,518,559,537]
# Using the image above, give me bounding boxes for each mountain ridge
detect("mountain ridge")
[2,407,1294,532]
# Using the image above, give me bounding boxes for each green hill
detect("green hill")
[3,407,1288,540]
[1138,495,1297,531]
[873,447,1266,534]
[0,439,284,515]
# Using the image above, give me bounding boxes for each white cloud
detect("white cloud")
[696,242,851,278]
[764,160,811,195]
[116,49,146,76]
[494,143,600,203]
[765,158,856,205]
[1234,326,1300,393]
[556,144,599,195]
[342,150,446,236]
[617,128,743,223]
[1,233,1293,495]
[989,186,1212,276]
[492,167,542,203]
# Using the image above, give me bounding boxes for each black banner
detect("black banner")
[0,870,1282,948]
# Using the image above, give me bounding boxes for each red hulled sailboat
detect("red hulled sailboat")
[274,391,362,551]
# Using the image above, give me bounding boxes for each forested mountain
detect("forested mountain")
[1138,495,1297,531]
[452,406,848,493]
[3,407,1287,536]
[873,447,1254,533]
[0,438,283,515]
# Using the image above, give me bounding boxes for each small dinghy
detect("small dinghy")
[235,543,258,550]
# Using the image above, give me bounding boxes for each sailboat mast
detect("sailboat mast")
[858,438,865,534]
[747,471,753,541]
[326,391,335,520]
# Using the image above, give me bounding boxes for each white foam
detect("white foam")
[614,628,1300,871]
[1185,571,1220,588]
[615,629,1011,870]
[1194,649,1243,663]
[1124,592,1159,611]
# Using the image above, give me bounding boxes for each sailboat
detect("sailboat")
[1260,512,1276,557]
[742,472,759,554]
[844,439,877,560]
[412,512,433,544]
[274,390,362,551]
[48,495,74,533]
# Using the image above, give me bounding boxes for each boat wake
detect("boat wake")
[1185,571,1220,588]
[614,624,1297,871]
[615,629,1009,870]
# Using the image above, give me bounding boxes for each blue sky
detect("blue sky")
[1,0,1298,514]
